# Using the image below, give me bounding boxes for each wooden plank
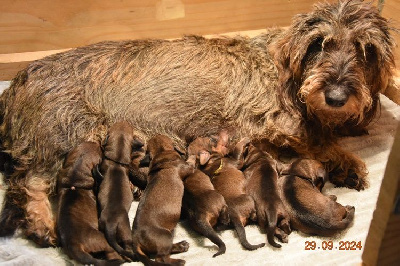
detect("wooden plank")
[0,0,321,54]
[362,124,400,265]
[382,0,400,67]
[384,70,400,105]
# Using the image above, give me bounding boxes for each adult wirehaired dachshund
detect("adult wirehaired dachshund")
[56,141,123,265]
[0,0,395,245]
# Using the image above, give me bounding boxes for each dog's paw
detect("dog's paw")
[344,169,369,191]
[171,240,190,253]
[330,167,368,191]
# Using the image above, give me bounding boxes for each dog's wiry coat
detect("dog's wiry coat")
[0,0,395,245]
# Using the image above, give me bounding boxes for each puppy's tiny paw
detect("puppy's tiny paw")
[172,240,190,253]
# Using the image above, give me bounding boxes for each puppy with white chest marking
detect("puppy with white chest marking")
[97,121,145,261]
[278,159,355,236]
[132,134,193,265]
[57,141,123,265]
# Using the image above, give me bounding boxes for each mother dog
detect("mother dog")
[0,0,395,246]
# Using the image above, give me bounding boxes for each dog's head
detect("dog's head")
[281,159,328,191]
[146,134,176,160]
[273,0,395,129]
[103,121,144,165]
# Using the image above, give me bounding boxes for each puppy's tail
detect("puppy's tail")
[231,215,265,250]
[104,225,136,261]
[266,211,282,248]
[193,219,226,257]
[134,244,169,266]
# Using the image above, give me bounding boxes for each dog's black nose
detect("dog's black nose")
[325,87,349,107]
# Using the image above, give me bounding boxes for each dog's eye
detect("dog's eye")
[302,37,324,67]
[365,43,378,64]
[309,37,324,53]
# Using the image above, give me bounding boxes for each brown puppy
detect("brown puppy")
[57,141,123,265]
[201,132,265,251]
[183,137,229,257]
[132,134,193,265]
[97,121,144,260]
[278,159,355,236]
[242,144,291,248]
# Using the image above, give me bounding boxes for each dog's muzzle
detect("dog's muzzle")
[324,86,349,107]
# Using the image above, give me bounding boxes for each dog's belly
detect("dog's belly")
[0,34,282,176]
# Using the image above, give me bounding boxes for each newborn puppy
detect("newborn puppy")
[278,159,355,236]
[98,121,144,260]
[57,141,123,265]
[201,131,265,251]
[132,134,193,265]
[242,144,291,248]
[183,137,229,257]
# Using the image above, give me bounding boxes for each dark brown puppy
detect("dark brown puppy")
[242,144,291,248]
[132,134,193,265]
[57,141,123,265]
[201,132,265,251]
[278,159,355,236]
[97,121,144,260]
[183,137,229,257]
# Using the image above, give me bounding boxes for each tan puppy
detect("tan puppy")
[183,137,229,257]
[57,141,123,265]
[201,132,265,251]
[132,134,193,265]
[242,144,291,248]
[278,159,355,236]
[98,121,144,260]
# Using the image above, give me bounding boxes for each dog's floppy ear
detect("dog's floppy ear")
[199,151,211,166]
[174,146,186,157]
[102,135,109,150]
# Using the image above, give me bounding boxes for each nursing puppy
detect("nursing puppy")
[242,144,291,248]
[183,137,229,257]
[278,159,355,236]
[201,132,265,251]
[97,121,144,260]
[132,134,193,265]
[57,141,123,265]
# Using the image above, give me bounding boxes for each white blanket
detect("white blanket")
[0,80,399,265]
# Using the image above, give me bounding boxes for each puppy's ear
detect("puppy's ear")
[174,146,186,157]
[199,151,211,165]
[102,135,109,149]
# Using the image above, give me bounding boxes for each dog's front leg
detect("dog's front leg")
[316,143,368,191]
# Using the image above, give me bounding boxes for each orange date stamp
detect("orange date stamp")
[304,240,362,251]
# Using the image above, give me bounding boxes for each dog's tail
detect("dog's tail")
[134,244,169,266]
[193,218,226,257]
[68,246,123,266]
[265,211,282,248]
[231,214,265,250]
[104,224,136,261]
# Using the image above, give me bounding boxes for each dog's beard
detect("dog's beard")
[298,74,372,128]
